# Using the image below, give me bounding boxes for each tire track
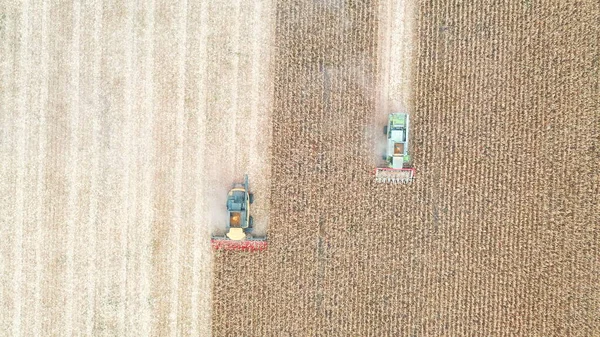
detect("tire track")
[85,1,102,333]
[0,3,17,332]
[138,0,155,334]
[41,2,74,334]
[375,0,416,165]
[125,1,149,333]
[33,0,49,334]
[18,0,46,334]
[150,0,183,334]
[230,0,242,178]
[191,0,211,334]
[389,0,416,111]
[12,0,30,334]
[169,0,187,334]
[119,0,135,334]
[64,0,80,334]
[68,0,101,333]
[204,0,237,237]
[94,0,129,332]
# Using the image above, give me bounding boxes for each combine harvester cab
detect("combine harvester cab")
[211,174,268,252]
[375,113,415,184]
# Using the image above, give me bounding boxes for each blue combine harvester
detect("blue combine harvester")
[211,175,268,251]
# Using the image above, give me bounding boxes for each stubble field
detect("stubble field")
[1,0,273,335]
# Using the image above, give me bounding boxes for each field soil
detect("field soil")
[212,0,599,336]
[0,0,273,335]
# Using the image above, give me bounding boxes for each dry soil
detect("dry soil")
[0,0,274,335]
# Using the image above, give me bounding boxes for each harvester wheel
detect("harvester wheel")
[249,193,254,204]
[249,216,254,228]
[383,125,388,135]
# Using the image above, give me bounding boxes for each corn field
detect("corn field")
[212,0,599,336]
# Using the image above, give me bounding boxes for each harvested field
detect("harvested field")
[212,0,599,336]
[1,0,273,335]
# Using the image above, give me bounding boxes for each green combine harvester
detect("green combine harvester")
[374,113,415,183]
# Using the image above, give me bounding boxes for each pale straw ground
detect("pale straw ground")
[0,0,273,335]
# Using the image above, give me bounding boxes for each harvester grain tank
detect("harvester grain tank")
[374,113,415,183]
[211,175,268,251]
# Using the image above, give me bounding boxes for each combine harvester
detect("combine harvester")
[211,174,268,251]
[374,113,415,183]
